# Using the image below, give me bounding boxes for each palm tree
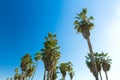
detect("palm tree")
[101,52,111,80]
[67,62,74,80]
[68,71,74,80]
[30,52,42,80]
[95,53,103,80]
[74,8,98,80]
[20,54,34,80]
[59,63,68,80]
[41,33,61,80]
[14,68,20,80]
[86,53,102,80]
[86,52,112,80]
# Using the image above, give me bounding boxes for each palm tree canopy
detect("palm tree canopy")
[86,52,102,72]
[67,62,73,73]
[26,66,35,77]
[20,54,33,71]
[41,33,61,71]
[74,8,94,32]
[34,52,42,61]
[15,68,19,73]
[59,63,68,77]
[74,8,94,39]
[59,62,74,79]
[14,68,20,79]
[101,52,112,72]
[85,52,112,73]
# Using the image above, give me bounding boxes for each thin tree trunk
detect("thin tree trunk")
[31,61,38,80]
[86,37,99,80]
[47,71,49,80]
[99,72,102,80]
[50,69,53,80]
[23,77,26,80]
[20,73,22,80]
[63,77,65,80]
[50,67,55,80]
[62,75,65,80]
[43,70,47,80]
[28,77,31,80]
[105,71,108,80]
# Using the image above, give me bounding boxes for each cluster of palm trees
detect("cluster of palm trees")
[85,52,112,80]
[59,62,74,80]
[6,33,74,80]
[6,8,112,80]
[7,53,42,80]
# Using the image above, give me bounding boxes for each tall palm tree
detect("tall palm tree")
[101,52,111,80]
[41,33,61,80]
[74,8,98,80]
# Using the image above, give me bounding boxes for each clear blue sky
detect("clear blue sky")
[0,0,120,80]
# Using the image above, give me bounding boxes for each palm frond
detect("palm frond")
[88,16,94,20]
[74,25,79,29]
[89,22,94,29]
[82,8,87,15]
[74,20,79,25]
[75,16,80,20]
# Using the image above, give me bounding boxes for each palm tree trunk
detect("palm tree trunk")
[43,70,46,80]
[99,72,102,80]
[105,71,108,80]
[23,77,26,80]
[62,75,65,80]
[86,37,99,80]
[50,69,53,80]
[31,61,38,80]
[47,71,49,80]
[20,73,22,80]
[28,77,31,80]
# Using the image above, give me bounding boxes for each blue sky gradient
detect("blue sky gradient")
[0,0,120,80]
[0,0,62,65]
[0,0,63,79]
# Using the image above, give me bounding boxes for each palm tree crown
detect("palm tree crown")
[74,8,94,39]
